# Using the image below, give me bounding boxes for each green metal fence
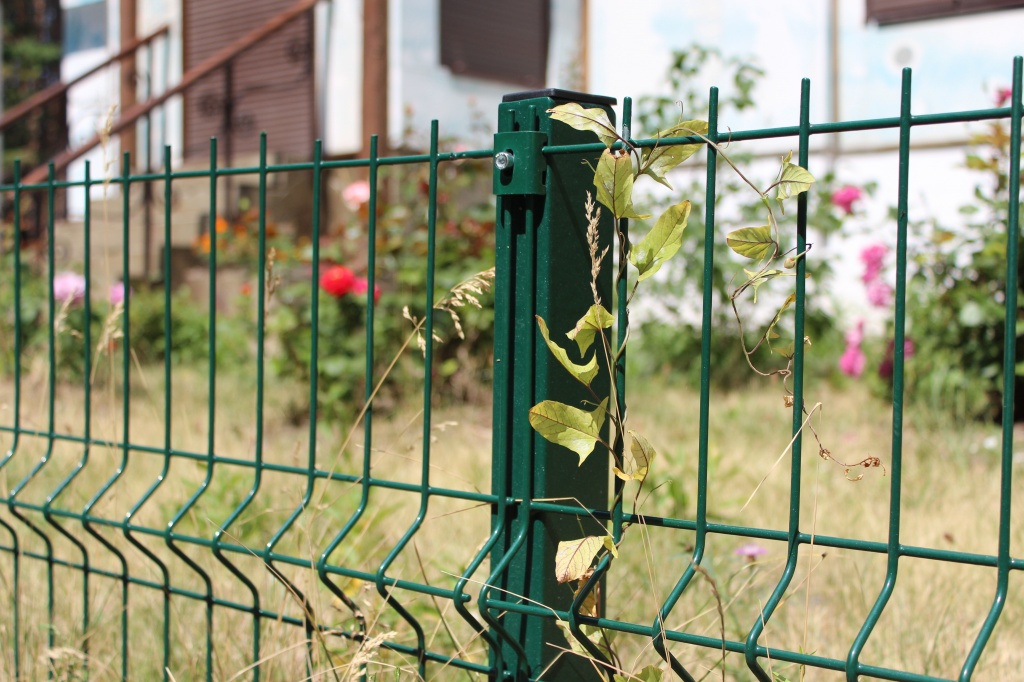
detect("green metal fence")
[1,58,1022,681]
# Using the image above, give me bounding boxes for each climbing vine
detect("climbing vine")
[530,103,883,677]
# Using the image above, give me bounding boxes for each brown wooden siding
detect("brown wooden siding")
[867,0,1024,24]
[183,0,314,162]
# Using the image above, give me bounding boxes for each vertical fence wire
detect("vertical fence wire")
[2,159,23,682]
[960,53,1023,681]
[651,86,720,682]
[847,66,914,681]
[744,76,813,681]
[164,140,217,682]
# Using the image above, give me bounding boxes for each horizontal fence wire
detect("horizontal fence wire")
[0,59,1022,681]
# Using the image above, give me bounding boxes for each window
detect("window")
[63,0,107,54]
[439,0,549,88]
[867,0,1024,25]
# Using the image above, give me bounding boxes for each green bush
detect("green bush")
[902,110,1024,421]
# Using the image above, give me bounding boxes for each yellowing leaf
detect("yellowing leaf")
[566,304,615,356]
[613,430,657,483]
[775,154,816,212]
[555,535,618,584]
[595,149,650,220]
[640,120,708,189]
[573,580,600,618]
[537,315,598,386]
[629,200,691,281]
[556,621,614,661]
[529,398,608,464]
[765,293,797,346]
[727,226,776,261]
[555,537,602,583]
[547,103,619,148]
[742,268,789,304]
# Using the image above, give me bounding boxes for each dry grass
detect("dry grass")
[1,364,1022,680]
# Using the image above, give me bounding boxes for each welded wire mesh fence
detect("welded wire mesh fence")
[0,58,1022,681]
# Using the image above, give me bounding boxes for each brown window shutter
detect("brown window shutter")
[439,0,549,88]
[867,0,1024,24]
[183,0,314,161]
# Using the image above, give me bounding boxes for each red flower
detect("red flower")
[320,265,356,297]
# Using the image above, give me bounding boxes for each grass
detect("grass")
[1,359,1022,680]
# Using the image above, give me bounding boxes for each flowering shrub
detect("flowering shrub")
[839,243,914,381]
[901,85,1024,420]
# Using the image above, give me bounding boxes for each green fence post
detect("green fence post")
[490,89,616,680]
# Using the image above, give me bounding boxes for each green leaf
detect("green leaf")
[614,665,664,682]
[775,152,816,211]
[640,120,708,189]
[529,398,609,464]
[727,226,776,260]
[765,294,797,346]
[613,430,656,483]
[595,149,650,220]
[629,200,691,281]
[554,534,618,584]
[566,304,615,355]
[537,315,599,386]
[547,103,619,148]
[742,268,788,304]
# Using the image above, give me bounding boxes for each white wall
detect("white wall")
[585,0,1024,324]
[62,0,121,217]
[319,0,588,155]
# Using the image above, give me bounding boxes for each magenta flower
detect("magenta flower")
[879,337,916,379]
[342,180,372,210]
[109,282,128,305]
[860,243,888,284]
[996,86,1013,108]
[352,276,382,303]
[839,345,866,378]
[839,319,866,378]
[53,272,86,304]
[831,185,862,214]
[866,279,893,308]
[735,543,768,562]
[845,318,865,347]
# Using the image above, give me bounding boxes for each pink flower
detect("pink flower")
[831,185,862,214]
[352,276,382,303]
[53,272,86,304]
[860,243,888,284]
[996,86,1013,108]
[109,282,128,305]
[866,279,893,308]
[839,345,866,378]
[342,180,372,210]
[735,543,768,561]
[320,265,356,297]
[845,318,865,347]
[839,319,866,378]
